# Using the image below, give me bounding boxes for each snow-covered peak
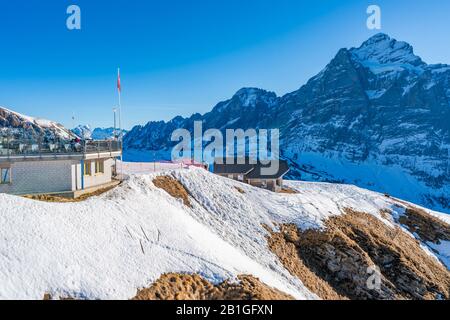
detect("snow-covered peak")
[233,88,278,107]
[72,124,92,139]
[359,33,391,46]
[351,33,424,67]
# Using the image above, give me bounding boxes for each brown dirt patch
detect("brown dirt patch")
[43,293,74,300]
[133,273,294,300]
[153,175,192,207]
[398,207,450,244]
[234,186,245,194]
[279,188,299,194]
[267,209,450,300]
[24,183,119,203]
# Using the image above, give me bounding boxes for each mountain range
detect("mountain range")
[0,108,126,142]
[72,125,127,141]
[123,33,450,213]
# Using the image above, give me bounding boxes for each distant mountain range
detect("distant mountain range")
[0,108,126,142]
[72,125,127,140]
[123,33,450,213]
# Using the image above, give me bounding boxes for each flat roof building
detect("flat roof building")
[213,158,290,192]
[0,138,122,197]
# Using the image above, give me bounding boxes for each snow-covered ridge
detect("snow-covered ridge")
[0,106,76,140]
[72,124,92,139]
[0,166,448,300]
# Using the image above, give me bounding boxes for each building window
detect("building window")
[1,167,11,184]
[84,161,92,176]
[95,160,104,174]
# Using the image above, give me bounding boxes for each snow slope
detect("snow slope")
[0,166,448,300]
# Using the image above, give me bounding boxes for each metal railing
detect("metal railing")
[0,136,122,158]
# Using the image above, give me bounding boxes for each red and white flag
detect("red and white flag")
[117,68,121,93]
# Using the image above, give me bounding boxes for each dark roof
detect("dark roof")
[245,159,290,179]
[213,158,290,179]
[213,158,255,175]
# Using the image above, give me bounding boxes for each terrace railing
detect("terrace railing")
[0,136,122,158]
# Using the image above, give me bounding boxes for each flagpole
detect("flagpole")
[117,67,123,178]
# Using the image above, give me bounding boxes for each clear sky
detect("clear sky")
[0,0,449,129]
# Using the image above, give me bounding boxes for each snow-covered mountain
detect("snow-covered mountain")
[72,125,127,140]
[1,166,448,299]
[0,106,77,140]
[72,125,92,140]
[124,34,450,214]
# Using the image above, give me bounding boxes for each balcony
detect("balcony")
[0,137,122,162]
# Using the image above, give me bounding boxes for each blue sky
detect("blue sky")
[0,0,449,129]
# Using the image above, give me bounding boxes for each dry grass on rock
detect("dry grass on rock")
[133,273,294,300]
[234,186,245,194]
[153,175,192,208]
[279,188,299,194]
[267,209,450,300]
[398,207,450,244]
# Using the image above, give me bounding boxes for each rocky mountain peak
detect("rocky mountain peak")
[351,33,424,67]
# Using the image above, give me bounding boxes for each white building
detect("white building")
[0,139,121,197]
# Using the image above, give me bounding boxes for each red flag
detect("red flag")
[117,68,121,92]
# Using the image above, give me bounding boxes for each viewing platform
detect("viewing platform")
[0,138,122,162]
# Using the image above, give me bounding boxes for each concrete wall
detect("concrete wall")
[82,158,115,189]
[217,173,285,192]
[0,159,76,195]
[71,162,83,191]
[217,172,283,192]
[248,179,279,192]
[218,173,247,183]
